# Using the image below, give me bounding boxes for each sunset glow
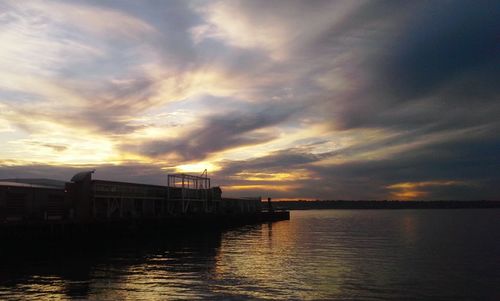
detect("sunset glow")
[0,1,498,200]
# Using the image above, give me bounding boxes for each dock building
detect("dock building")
[0,170,269,225]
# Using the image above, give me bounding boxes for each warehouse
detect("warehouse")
[0,170,264,224]
[0,180,68,222]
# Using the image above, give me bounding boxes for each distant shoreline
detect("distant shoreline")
[269,200,500,210]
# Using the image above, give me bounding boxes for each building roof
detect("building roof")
[0,181,62,190]
[71,170,95,182]
[0,178,66,189]
[92,178,166,189]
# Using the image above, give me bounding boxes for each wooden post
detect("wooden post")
[268,197,273,212]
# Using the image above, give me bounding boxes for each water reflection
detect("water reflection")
[0,210,499,300]
[0,229,224,300]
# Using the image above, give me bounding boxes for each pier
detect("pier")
[0,170,290,239]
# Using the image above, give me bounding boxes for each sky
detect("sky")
[0,0,499,200]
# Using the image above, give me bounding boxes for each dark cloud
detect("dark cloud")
[128,103,300,161]
[2,129,499,200]
[0,165,78,182]
[2,0,499,200]
[308,0,500,199]
[383,1,498,99]
[209,127,500,200]
[304,136,500,200]
[326,1,500,132]
[37,143,68,152]
[218,148,322,176]
[73,76,158,134]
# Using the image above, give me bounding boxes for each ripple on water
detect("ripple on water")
[0,209,499,300]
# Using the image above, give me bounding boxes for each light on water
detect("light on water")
[0,209,499,300]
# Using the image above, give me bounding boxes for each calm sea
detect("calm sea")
[0,209,498,300]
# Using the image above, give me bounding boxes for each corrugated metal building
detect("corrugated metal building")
[0,171,261,224]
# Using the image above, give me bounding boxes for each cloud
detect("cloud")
[382,2,498,99]
[0,0,499,200]
[192,0,362,60]
[208,125,500,200]
[0,0,153,78]
[127,102,300,161]
[6,1,156,38]
[32,142,68,153]
[386,181,471,200]
[322,1,500,133]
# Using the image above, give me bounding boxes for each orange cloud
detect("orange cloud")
[223,184,296,192]
[386,181,467,200]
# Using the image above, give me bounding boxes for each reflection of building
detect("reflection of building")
[0,170,266,224]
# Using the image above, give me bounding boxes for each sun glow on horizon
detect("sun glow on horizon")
[231,170,313,182]
[174,162,220,174]
[223,184,296,192]
[386,181,469,200]
[0,1,496,200]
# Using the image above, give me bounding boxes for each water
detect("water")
[0,209,499,300]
